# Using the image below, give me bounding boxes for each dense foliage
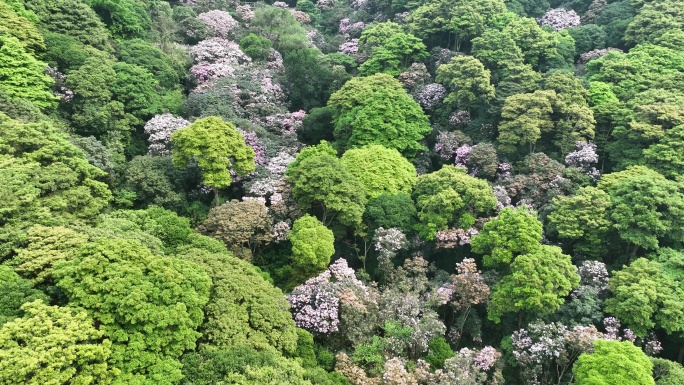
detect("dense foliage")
[1,0,683,383]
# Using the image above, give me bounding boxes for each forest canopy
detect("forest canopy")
[1,0,683,384]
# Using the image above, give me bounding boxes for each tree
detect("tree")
[340,145,416,199]
[547,187,612,257]
[652,358,684,385]
[180,346,312,385]
[503,17,558,70]
[0,300,119,384]
[327,73,431,158]
[605,258,684,337]
[567,24,607,57]
[53,237,211,383]
[65,54,133,137]
[471,29,525,82]
[124,155,186,209]
[25,0,111,51]
[598,166,684,254]
[87,0,151,39]
[364,193,417,233]
[644,125,684,178]
[171,116,256,205]
[436,55,495,113]
[197,199,273,260]
[286,151,367,228]
[412,165,497,239]
[488,245,579,323]
[0,116,112,256]
[117,39,181,89]
[0,35,56,110]
[178,249,299,354]
[289,215,335,282]
[250,5,308,53]
[240,33,272,61]
[0,266,47,325]
[573,340,654,385]
[471,206,543,268]
[0,2,45,54]
[625,0,684,45]
[358,32,428,76]
[497,90,556,155]
[284,48,337,111]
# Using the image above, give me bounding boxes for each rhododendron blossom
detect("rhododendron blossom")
[144,114,190,155]
[197,10,238,38]
[538,8,581,30]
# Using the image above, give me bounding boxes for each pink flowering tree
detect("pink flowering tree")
[434,259,489,346]
[537,8,581,30]
[144,114,190,155]
[565,141,600,180]
[189,38,251,84]
[416,83,447,110]
[511,321,605,385]
[287,259,367,334]
[197,10,239,39]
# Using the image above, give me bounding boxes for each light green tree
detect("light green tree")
[471,206,543,268]
[598,166,684,254]
[488,245,579,324]
[327,73,431,158]
[436,55,496,113]
[0,35,56,110]
[171,116,256,205]
[573,340,654,385]
[289,214,335,281]
[53,237,211,383]
[0,300,119,384]
[286,151,367,228]
[340,145,417,199]
[412,165,497,239]
[548,187,612,258]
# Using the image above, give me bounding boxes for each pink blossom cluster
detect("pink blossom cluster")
[417,83,447,110]
[259,74,286,105]
[537,8,581,30]
[644,338,663,356]
[339,39,359,55]
[287,259,366,334]
[449,110,471,126]
[272,221,290,242]
[189,38,251,84]
[290,10,311,24]
[316,0,336,11]
[565,141,600,179]
[577,260,609,292]
[492,185,511,211]
[264,110,306,135]
[394,12,410,23]
[473,346,499,371]
[351,0,370,9]
[373,227,408,257]
[267,48,284,71]
[189,38,251,64]
[46,66,74,103]
[197,10,239,39]
[397,63,430,91]
[273,1,289,7]
[496,163,511,180]
[238,129,266,165]
[339,18,365,34]
[236,5,255,23]
[190,60,236,83]
[512,321,604,384]
[454,144,471,167]
[144,114,190,155]
[434,228,479,248]
[579,48,623,63]
[434,131,468,161]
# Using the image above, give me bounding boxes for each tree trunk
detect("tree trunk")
[213,187,220,207]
